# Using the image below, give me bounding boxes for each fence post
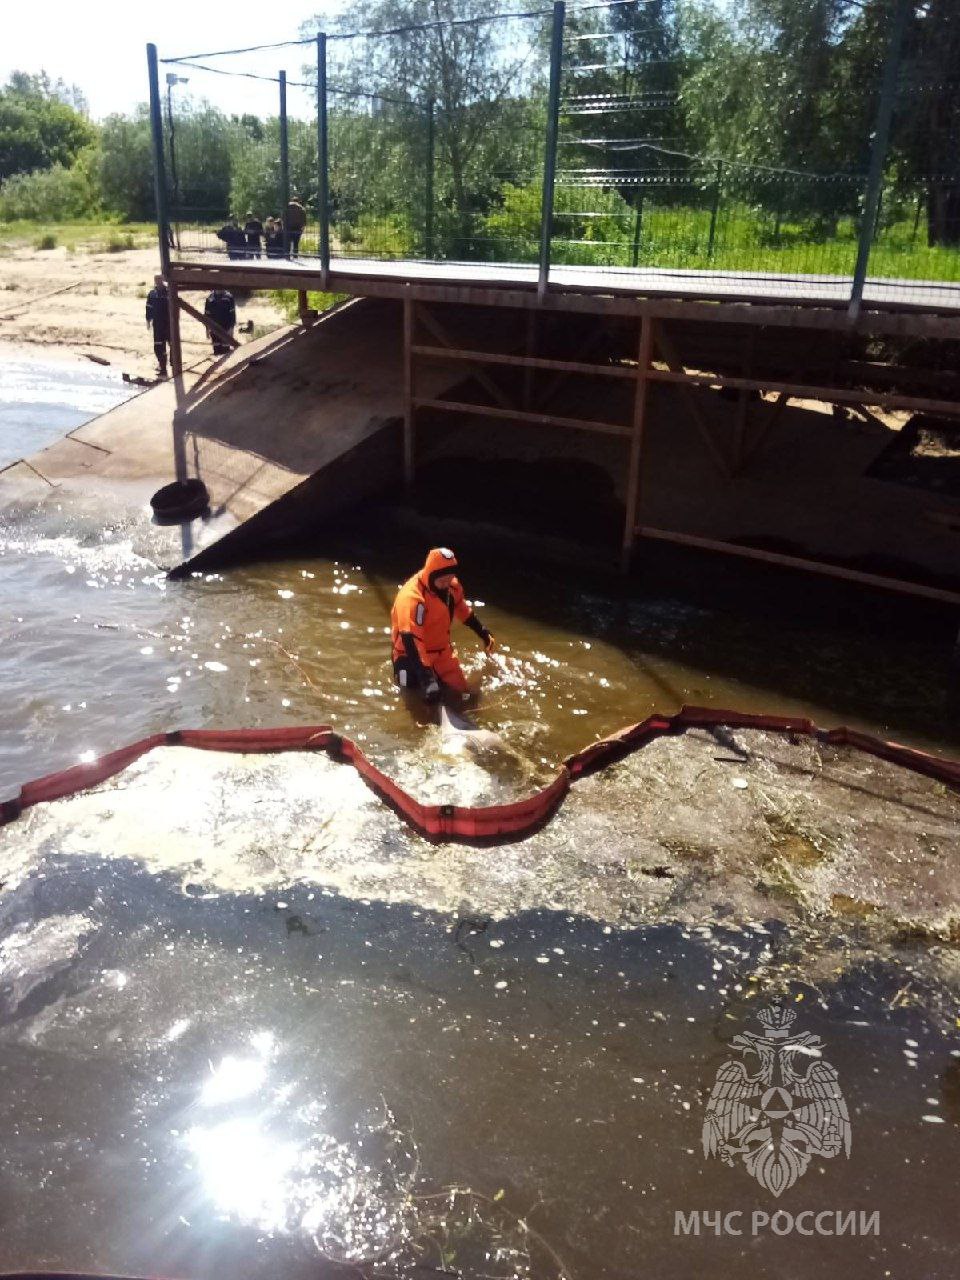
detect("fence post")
[849,0,911,320]
[539,0,565,299]
[146,44,171,279]
[425,97,435,258]
[911,190,924,243]
[707,159,723,259]
[773,174,785,246]
[279,70,291,256]
[317,34,331,284]
[631,196,644,268]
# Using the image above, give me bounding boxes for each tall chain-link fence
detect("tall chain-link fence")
[152,0,959,305]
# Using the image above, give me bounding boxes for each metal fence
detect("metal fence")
[149,0,960,310]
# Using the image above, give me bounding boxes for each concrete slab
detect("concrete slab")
[0,298,455,574]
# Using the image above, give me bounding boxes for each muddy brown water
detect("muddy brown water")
[2,363,960,1278]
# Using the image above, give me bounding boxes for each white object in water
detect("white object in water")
[439,702,502,755]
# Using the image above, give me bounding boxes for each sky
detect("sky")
[2,0,340,120]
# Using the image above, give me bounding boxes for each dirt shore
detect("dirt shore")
[0,240,285,376]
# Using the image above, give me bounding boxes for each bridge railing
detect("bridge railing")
[148,0,958,311]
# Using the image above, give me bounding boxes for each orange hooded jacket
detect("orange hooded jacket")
[391,548,476,679]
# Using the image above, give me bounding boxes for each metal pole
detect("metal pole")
[165,82,181,249]
[707,159,723,259]
[146,44,171,278]
[631,196,643,268]
[621,315,654,573]
[279,70,291,257]
[403,299,415,488]
[317,34,330,284]
[849,0,911,320]
[911,189,924,243]
[873,179,885,238]
[168,282,183,379]
[425,97,436,259]
[538,0,565,299]
[773,175,785,246]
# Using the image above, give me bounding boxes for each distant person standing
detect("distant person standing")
[285,194,307,256]
[204,288,236,356]
[145,276,171,378]
[216,217,246,260]
[243,211,263,259]
[264,215,284,258]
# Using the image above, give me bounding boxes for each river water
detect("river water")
[1,355,959,1278]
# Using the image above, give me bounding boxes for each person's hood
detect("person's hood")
[420,546,459,593]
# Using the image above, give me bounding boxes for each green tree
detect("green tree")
[304,0,546,255]
[98,110,155,220]
[895,0,960,245]
[0,70,95,182]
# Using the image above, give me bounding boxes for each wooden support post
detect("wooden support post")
[167,282,183,377]
[403,298,415,490]
[732,329,755,475]
[523,309,538,410]
[297,289,311,324]
[621,315,654,572]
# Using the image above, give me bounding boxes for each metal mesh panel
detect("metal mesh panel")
[150,0,960,307]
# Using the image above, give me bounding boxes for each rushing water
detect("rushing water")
[0,351,134,467]
[1,357,959,1278]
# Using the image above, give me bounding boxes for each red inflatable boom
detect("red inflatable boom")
[1,707,958,845]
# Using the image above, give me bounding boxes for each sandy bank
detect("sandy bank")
[0,241,284,375]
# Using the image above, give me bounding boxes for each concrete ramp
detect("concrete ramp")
[1,298,447,573]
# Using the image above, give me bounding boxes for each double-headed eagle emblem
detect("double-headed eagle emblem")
[702,1002,851,1197]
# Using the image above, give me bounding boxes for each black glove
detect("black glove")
[465,613,495,651]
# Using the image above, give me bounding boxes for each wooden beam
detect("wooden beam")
[654,323,733,479]
[415,304,513,410]
[535,323,613,410]
[403,297,414,489]
[731,328,756,475]
[413,397,632,438]
[523,309,537,409]
[646,367,960,418]
[636,525,960,607]
[168,262,960,339]
[621,316,655,572]
[410,343,637,380]
[176,295,239,350]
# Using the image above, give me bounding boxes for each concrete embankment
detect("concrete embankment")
[0,298,453,574]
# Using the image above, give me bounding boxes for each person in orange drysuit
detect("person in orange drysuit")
[391,547,496,702]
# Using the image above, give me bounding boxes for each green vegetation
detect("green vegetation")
[0,220,155,252]
[267,289,350,323]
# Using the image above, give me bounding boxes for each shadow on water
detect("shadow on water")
[2,855,959,1280]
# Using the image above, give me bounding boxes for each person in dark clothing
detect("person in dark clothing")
[285,195,307,256]
[216,218,247,260]
[145,276,171,377]
[243,211,263,259]
[204,288,236,356]
[264,215,284,258]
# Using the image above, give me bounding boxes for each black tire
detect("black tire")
[150,478,210,522]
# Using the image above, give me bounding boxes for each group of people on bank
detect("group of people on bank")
[217,196,307,260]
